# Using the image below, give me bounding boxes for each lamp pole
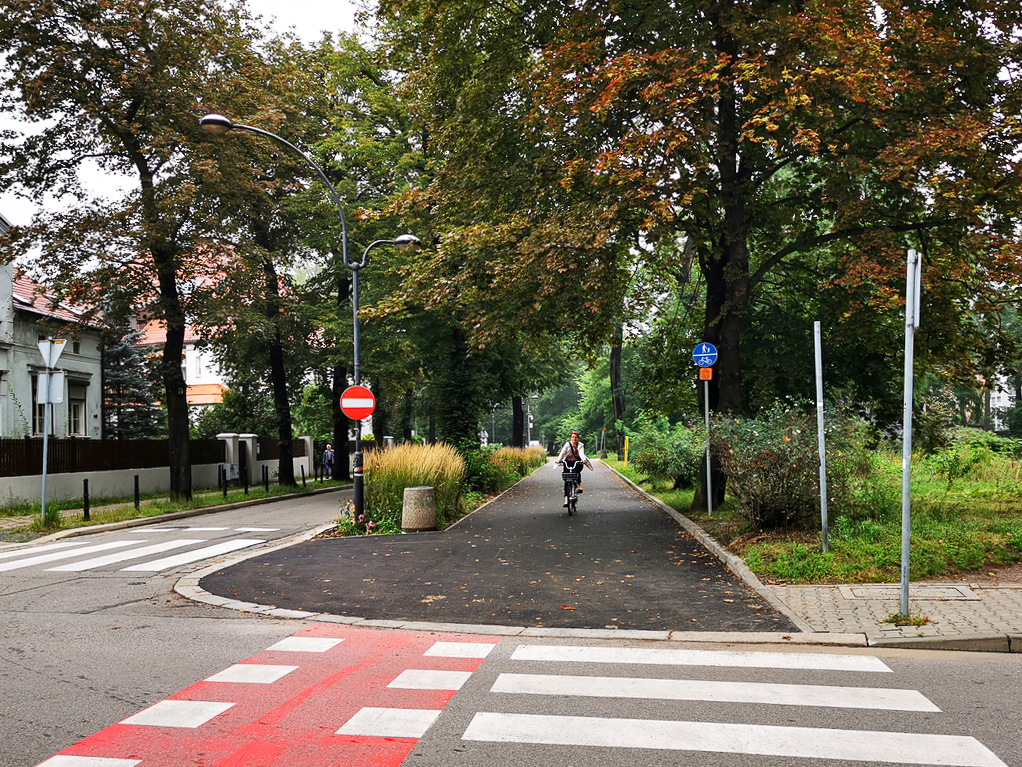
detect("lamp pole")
[198,114,419,520]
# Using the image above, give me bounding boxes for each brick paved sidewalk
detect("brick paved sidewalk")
[769,582,1022,641]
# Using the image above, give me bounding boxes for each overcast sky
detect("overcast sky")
[0,1,361,227]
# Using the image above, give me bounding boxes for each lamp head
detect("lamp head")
[199,113,234,135]
[394,234,422,251]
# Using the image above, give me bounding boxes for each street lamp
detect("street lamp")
[526,394,539,445]
[199,113,419,519]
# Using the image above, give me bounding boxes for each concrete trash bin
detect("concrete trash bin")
[401,486,437,532]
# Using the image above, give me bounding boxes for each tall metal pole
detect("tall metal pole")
[200,114,418,523]
[900,249,922,616]
[814,321,829,552]
[704,379,712,518]
[40,369,51,525]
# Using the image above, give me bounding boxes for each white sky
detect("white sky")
[0,1,361,227]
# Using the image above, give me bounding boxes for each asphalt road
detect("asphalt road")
[201,461,798,632]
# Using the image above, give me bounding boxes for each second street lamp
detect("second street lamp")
[199,113,419,520]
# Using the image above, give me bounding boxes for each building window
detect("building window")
[32,375,49,436]
[68,383,87,436]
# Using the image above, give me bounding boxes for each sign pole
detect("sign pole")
[40,371,50,526]
[693,343,718,518]
[900,250,922,616]
[36,338,66,526]
[704,378,712,518]
[814,321,829,553]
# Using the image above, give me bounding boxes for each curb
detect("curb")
[606,465,817,634]
[1,485,352,548]
[172,463,868,648]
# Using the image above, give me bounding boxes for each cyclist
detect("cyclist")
[555,430,593,507]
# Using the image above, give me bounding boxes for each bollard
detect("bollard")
[243,471,248,495]
[301,465,306,488]
[222,466,228,498]
[134,475,140,510]
[401,486,437,532]
[83,479,90,521]
[263,464,269,492]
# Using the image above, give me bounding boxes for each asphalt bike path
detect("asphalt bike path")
[200,461,797,633]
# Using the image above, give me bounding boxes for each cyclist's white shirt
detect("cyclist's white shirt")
[556,440,588,464]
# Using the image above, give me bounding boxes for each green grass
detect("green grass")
[606,453,1022,584]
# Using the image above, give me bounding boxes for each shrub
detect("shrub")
[711,403,853,530]
[364,443,466,528]
[628,415,704,488]
[463,445,547,493]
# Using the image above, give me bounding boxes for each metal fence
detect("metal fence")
[0,438,225,477]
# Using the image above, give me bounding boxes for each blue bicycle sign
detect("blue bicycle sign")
[693,342,718,367]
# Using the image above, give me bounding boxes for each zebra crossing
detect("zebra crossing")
[458,644,1009,766]
[0,527,276,574]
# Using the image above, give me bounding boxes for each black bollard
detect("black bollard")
[263,464,269,492]
[134,475,140,510]
[222,466,228,498]
[301,465,306,488]
[83,479,90,521]
[243,471,248,495]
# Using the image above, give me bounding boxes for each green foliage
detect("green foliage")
[711,404,824,530]
[461,445,546,494]
[292,384,334,442]
[627,414,704,489]
[190,385,277,439]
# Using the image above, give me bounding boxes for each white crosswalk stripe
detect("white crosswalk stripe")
[461,644,1008,766]
[46,540,208,572]
[0,540,140,572]
[119,539,264,571]
[0,532,266,574]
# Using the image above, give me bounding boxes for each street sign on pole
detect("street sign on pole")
[37,338,67,368]
[693,342,717,367]
[340,384,376,420]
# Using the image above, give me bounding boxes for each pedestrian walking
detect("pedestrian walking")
[322,443,335,479]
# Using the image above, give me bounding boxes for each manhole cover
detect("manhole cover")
[839,585,980,601]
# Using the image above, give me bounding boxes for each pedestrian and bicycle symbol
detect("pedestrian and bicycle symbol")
[693,343,717,367]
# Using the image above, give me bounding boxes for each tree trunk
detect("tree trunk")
[511,396,524,448]
[402,389,414,442]
[609,322,625,456]
[692,11,750,512]
[263,257,295,486]
[155,251,191,501]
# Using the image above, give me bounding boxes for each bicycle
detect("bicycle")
[560,459,585,515]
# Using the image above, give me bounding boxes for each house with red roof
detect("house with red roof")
[136,317,229,413]
[0,213,105,437]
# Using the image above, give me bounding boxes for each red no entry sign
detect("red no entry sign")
[340,385,375,420]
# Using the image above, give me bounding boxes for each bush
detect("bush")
[462,445,547,494]
[364,443,466,529]
[711,404,822,530]
[628,415,704,488]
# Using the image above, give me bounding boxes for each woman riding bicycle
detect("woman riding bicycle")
[555,430,593,508]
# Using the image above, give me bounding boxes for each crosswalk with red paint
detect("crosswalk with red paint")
[35,625,499,767]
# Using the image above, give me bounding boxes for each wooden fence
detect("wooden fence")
[0,438,225,477]
[256,437,308,461]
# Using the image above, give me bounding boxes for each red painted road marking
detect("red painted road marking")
[37,624,498,767]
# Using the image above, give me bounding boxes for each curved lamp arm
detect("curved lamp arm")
[200,113,352,268]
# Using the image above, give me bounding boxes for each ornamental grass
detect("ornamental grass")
[364,442,466,528]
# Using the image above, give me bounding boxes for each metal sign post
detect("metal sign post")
[900,250,923,616]
[814,321,829,553]
[37,339,67,525]
[693,343,718,517]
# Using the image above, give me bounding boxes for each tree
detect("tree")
[0,0,266,499]
[102,326,163,439]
